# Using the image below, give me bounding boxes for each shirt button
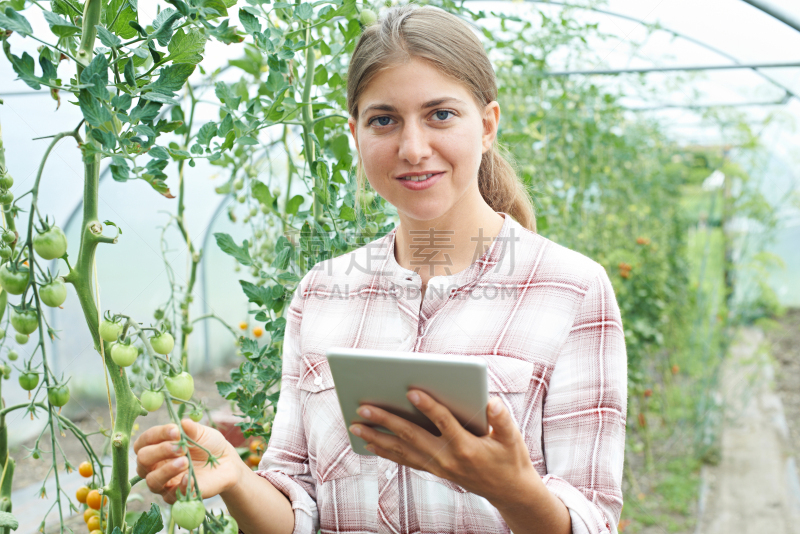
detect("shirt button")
[385,469,394,479]
[314,376,322,386]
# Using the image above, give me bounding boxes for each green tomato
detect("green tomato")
[1,231,15,244]
[182,324,194,335]
[40,278,67,307]
[19,371,39,391]
[165,372,194,401]
[363,221,379,237]
[221,516,238,534]
[10,308,38,335]
[0,191,13,205]
[188,408,203,422]
[171,500,206,531]
[153,308,165,320]
[140,389,164,412]
[0,246,11,261]
[249,207,258,217]
[7,350,17,361]
[99,320,123,343]
[33,226,68,260]
[233,178,244,191]
[2,365,10,379]
[0,264,29,295]
[360,8,377,25]
[48,384,70,407]
[150,332,174,355]
[110,343,138,367]
[15,333,28,345]
[0,172,13,189]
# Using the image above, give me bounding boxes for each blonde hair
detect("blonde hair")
[346,3,536,232]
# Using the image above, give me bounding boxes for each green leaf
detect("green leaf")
[271,245,292,270]
[240,280,272,307]
[0,511,19,530]
[5,47,41,89]
[96,24,122,47]
[0,7,32,35]
[141,92,181,105]
[91,128,116,149]
[293,2,312,20]
[123,58,136,87]
[196,122,217,145]
[43,10,80,37]
[129,100,161,123]
[216,380,237,399]
[239,8,260,34]
[111,93,132,111]
[285,194,304,215]
[313,65,328,86]
[132,504,163,534]
[103,0,137,38]
[236,136,257,145]
[110,159,130,181]
[251,181,273,207]
[145,63,195,96]
[339,204,355,221]
[80,53,110,100]
[214,233,252,266]
[151,8,182,46]
[167,28,206,64]
[79,92,112,127]
[148,146,169,159]
[51,0,84,16]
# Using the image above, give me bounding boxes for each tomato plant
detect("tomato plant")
[110,342,138,368]
[171,499,206,531]
[0,264,28,295]
[140,390,164,413]
[32,224,68,260]
[149,332,174,355]
[47,384,70,408]
[38,277,67,308]
[165,372,194,402]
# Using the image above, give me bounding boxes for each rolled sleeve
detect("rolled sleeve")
[256,275,320,534]
[542,265,628,534]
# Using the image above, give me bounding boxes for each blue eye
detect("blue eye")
[434,110,453,121]
[376,117,392,126]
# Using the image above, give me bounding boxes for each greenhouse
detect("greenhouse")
[0,0,798,532]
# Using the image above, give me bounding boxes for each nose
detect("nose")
[397,120,433,165]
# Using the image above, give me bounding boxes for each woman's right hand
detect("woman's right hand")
[134,418,246,504]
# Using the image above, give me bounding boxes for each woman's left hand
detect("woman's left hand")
[349,389,538,505]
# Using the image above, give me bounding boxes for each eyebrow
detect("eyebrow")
[361,97,467,116]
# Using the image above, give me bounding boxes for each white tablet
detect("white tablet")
[325,347,490,456]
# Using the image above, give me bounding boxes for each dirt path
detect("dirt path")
[696,326,800,534]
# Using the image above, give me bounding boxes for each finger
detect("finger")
[145,456,188,495]
[350,414,437,465]
[137,440,184,474]
[406,390,466,441]
[162,474,189,505]
[486,396,519,443]
[133,423,180,454]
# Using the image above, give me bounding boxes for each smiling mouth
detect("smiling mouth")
[397,173,440,182]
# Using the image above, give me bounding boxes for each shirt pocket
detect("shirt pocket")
[410,354,535,494]
[296,350,362,483]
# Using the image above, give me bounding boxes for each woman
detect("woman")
[134,4,627,534]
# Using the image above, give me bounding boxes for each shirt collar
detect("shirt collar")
[378,212,514,289]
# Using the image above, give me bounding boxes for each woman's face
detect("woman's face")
[348,57,500,223]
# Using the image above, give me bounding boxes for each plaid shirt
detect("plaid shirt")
[256,212,627,534]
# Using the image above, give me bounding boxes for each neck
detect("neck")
[394,192,504,281]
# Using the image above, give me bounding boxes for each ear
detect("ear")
[348,116,360,153]
[481,101,500,154]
